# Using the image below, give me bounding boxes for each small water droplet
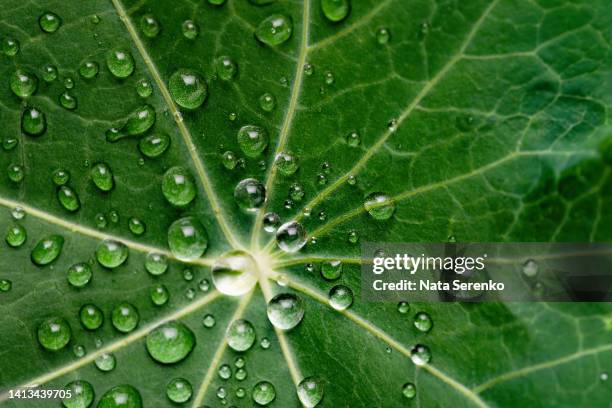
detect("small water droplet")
[128,217,146,235]
[79,61,99,79]
[37,317,71,350]
[276,221,307,253]
[215,55,238,80]
[139,133,170,158]
[145,253,168,276]
[166,378,192,403]
[329,285,353,310]
[146,321,196,364]
[111,303,139,333]
[168,69,207,110]
[376,27,390,44]
[62,380,94,408]
[397,301,410,314]
[414,312,433,332]
[162,166,196,206]
[98,385,141,405]
[364,192,395,220]
[212,250,258,296]
[2,37,20,56]
[260,337,271,349]
[182,20,199,39]
[259,92,276,111]
[106,105,156,142]
[22,106,46,136]
[10,69,38,97]
[256,14,293,46]
[297,376,325,408]
[7,164,24,183]
[39,12,62,33]
[321,0,350,22]
[275,151,299,175]
[402,382,416,399]
[203,314,216,328]
[522,259,538,277]
[252,381,276,406]
[346,131,360,146]
[304,62,314,76]
[95,353,116,372]
[237,125,269,158]
[106,48,135,78]
[140,14,161,38]
[167,217,208,261]
[96,240,128,269]
[410,344,431,366]
[79,304,103,330]
[31,235,64,265]
[234,178,266,211]
[150,284,170,306]
[267,293,304,330]
[67,262,92,288]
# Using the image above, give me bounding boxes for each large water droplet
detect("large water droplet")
[106,48,135,78]
[297,376,325,408]
[321,0,350,22]
[226,319,256,351]
[22,106,46,136]
[98,385,142,407]
[5,224,26,247]
[166,378,192,403]
[212,250,259,296]
[67,262,92,288]
[96,240,128,268]
[234,178,266,211]
[267,293,304,330]
[168,69,207,110]
[162,166,196,206]
[39,12,62,33]
[10,69,38,97]
[328,285,353,310]
[31,235,64,265]
[80,304,104,330]
[364,192,395,220]
[410,344,431,366]
[276,221,306,253]
[167,216,208,261]
[91,162,114,192]
[62,380,94,408]
[138,133,170,158]
[237,125,268,158]
[37,317,71,350]
[146,321,195,364]
[111,303,139,333]
[252,381,276,406]
[256,14,292,46]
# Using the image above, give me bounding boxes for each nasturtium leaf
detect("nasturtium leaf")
[1,1,611,407]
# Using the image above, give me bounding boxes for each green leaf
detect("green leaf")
[1,0,611,407]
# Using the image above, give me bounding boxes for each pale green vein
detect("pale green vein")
[0,291,222,402]
[274,255,367,268]
[111,0,242,250]
[473,343,612,394]
[0,195,213,267]
[191,291,254,407]
[267,272,489,408]
[251,0,311,248]
[287,0,500,232]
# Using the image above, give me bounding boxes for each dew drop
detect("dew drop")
[328,285,353,310]
[95,213,107,228]
[212,250,258,296]
[2,37,20,56]
[168,69,207,110]
[304,62,314,76]
[167,378,192,403]
[267,293,304,330]
[7,164,23,183]
[321,260,342,280]
[67,262,92,288]
[215,55,238,80]
[144,253,167,276]
[410,344,431,366]
[79,304,103,330]
[202,314,216,328]
[95,353,116,372]
[2,136,18,151]
[79,61,99,79]
[37,317,71,350]
[297,376,325,408]
[346,131,360,147]
[259,92,276,112]
[39,12,62,33]
[90,162,114,192]
[236,368,248,381]
[22,106,46,136]
[31,235,64,265]
[106,105,156,142]
[402,382,416,399]
[59,92,77,110]
[260,337,271,349]
[137,134,169,159]
[364,192,395,220]
[128,217,146,236]
[321,0,350,22]
[276,221,307,253]
[263,212,280,232]
[10,69,38,97]
[234,178,266,211]
[5,224,26,247]
[111,303,139,333]
[62,380,94,408]
[136,78,153,97]
[162,166,197,206]
[226,319,256,351]
[150,284,169,306]
[63,76,74,89]
[96,240,128,268]
[414,312,432,332]
[167,216,208,261]
[182,20,199,39]
[106,48,135,78]
[237,125,268,158]
[221,151,238,170]
[256,14,293,46]
[140,14,161,38]
[522,259,538,277]
[0,279,11,292]
[252,381,276,406]
[275,152,299,175]
[98,385,141,407]
[11,206,26,220]
[376,27,390,44]
[146,321,196,364]
[323,70,334,85]
[398,301,410,314]
[347,229,359,244]
[56,186,80,212]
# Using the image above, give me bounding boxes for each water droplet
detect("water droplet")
[37,317,71,350]
[0,279,11,292]
[5,224,26,247]
[212,250,258,296]
[96,240,128,268]
[22,106,46,136]
[263,212,280,232]
[601,372,609,381]
[234,178,266,211]
[226,319,256,351]
[2,37,20,56]
[256,14,293,46]
[2,135,18,151]
[162,166,196,206]
[323,70,334,85]
[215,55,238,80]
[150,284,169,306]
[364,192,395,220]
[127,217,146,235]
[267,293,304,330]
[146,321,195,364]
[62,380,94,408]
[347,229,359,244]
[402,382,416,399]
[72,344,86,358]
[95,213,107,229]
[376,27,390,44]
[111,303,139,333]
[136,78,153,98]
[98,385,141,406]
[237,125,268,158]
[346,131,360,147]
[199,278,210,292]
[321,260,342,280]
[106,105,156,142]
[108,210,120,223]
[414,312,432,332]
[321,0,350,22]
[260,337,271,349]
[11,206,26,220]
[252,381,276,405]
[218,364,232,379]
[329,285,353,310]
[89,162,114,192]
[216,386,226,399]
[106,48,135,78]
[522,259,538,277]
[297,376,325,408]
[387,118,398,132]
[140,14,161,38]
[276,221,307,253]
[169,69,207,110]
[143,253,167,276]
[63,76,74,89]
[275,152,299,175]
[39,12,62,33]
[167,216,208,261]
[304,62,314,76]
[67,263,92,288]
[31,235,64,265]
[221,151,237,170]
[259,92,276,111]
[95,353,116,372]
[79,61,99,79]
[236,368,248,381]
[182,19,199,39]
[166,378,192,403]
[410,344,431,366]
[317,173,327,185]
[397,301,410,314]
[138,133,169,158]
[56,186,80,212]
[203,314,216,328]
[58,91,77,110]
[79,304,103,330]
[7,164,24,182]
[10,69,38,97]
[347,174,356,185]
